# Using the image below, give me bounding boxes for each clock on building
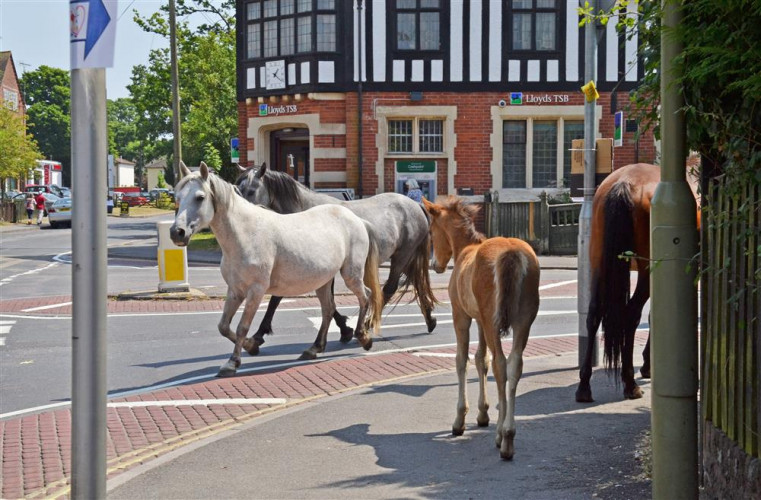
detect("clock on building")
[265,60,286,90]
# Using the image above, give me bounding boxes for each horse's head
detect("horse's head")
[235,162,269,206]
[170,161,215,246]
[423,196,482,273]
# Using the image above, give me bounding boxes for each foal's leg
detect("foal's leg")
[500,323,529,461]
[622,270,649,399]
[451,312,472,436]
[475,323,490,427]
[343,274,373,352]
[219,287,265,378]
[641,313,651,379]
[299,284,335,360]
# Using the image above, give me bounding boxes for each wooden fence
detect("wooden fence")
[484,192,581,255]
[702,176,760,459]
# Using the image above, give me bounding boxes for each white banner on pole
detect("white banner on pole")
[70,0,118,69]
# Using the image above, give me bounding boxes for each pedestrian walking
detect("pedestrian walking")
[405,179,424,204]
[34,191,46,225]
[25,195,35,224]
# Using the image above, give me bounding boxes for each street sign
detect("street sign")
[614,111,623,147]
[231,137,240,164]
[70,0,117,69]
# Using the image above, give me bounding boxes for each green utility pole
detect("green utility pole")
[651,1,699,498]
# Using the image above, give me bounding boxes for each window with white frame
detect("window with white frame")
[245,0,336,59]
[510,0,558,52]
[3,89,18,111]
[502,119,582,188]
[389,118,444,154]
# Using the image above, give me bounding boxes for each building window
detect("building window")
[245,0,336,59]
[389,118,444,154]
[502,118,580,189]
[3,89,19,112]
[395,0,441,51]
[511,0,558,51]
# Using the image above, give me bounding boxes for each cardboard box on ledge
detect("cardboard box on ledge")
[570,138,613,197]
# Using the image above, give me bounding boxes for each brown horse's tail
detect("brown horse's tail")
[599,181,635,373]
[496,243,539,339]
[362,221,383,335]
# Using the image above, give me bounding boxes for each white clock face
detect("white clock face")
[265,60,286,90]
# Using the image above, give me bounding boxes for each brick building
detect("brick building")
[235,1,654,200]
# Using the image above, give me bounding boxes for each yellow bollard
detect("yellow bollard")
[156,221,190,293]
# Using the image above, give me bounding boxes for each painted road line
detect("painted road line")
[538,280,577,291]
[107,398,287,408]
[21,301,73,312]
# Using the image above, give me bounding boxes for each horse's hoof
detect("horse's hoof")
[640,365,651,379]
[500,430,515,460]
[360,337,373,351]
[575,388,594,403]
[452,426,465,437]
[339,327,354,344]
[426,316,437,333]
[244,337,264,356]
[624,386,644,399]
[477,414,489,427]
[298,350,318,361]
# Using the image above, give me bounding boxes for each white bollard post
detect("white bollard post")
[157,220,190,292]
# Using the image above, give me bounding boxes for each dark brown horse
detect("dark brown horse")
[576,163,699,402]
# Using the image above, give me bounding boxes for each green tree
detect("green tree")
[20,66,71,186]
[128,0,238,182]
[0,107,41,198]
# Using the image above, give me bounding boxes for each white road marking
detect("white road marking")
[21,301,73,312]
[107,398,286,408]
[0,262,60,287]
[539,280,577,291]
[0,320,13,346]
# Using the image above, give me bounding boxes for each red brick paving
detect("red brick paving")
[0,286,626,499]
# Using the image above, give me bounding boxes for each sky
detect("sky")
[0,0,169,100]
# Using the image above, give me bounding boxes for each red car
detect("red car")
[121,192,149,207]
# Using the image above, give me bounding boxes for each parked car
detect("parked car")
[48,197,72,228]
[121,192,149,207]
[149,188,174,201]
[25,184,66,198]
[2,189,21,201]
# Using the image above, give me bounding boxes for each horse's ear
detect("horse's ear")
[179,161,192,179]
[256,162,268,179]
[199,161,209,180]
[422,197,439,217]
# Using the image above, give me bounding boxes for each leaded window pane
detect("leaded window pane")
[513,0,532,9]
[532,121,557,188]
[281,0,294,15]
[316,14,336,51]
[420,13,439,50]
[397,0,415,8]
[264,20,278,57]
[537,0,556,8]
[503,121,526,188]
[421,0,439,7]
[536,13,556,50]
[280,18,295,55]
[397,13,416,50]
[247,2,261,20]
[298,0,312,13]
[317,0,334,9]
[513,14,532,50]
[563,121,584,187]
[297,16,312,52]
[389,120,413,153]
[419,120,443,153]
[263,0,277,17]
[247,23,261,58]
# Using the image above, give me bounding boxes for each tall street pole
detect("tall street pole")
[651,1,699,497]
[170,0,182,180]
[70,67,108,500]
[357,0,364,199]
[578,1,599,367]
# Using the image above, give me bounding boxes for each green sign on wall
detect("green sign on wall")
[395,160,436,173]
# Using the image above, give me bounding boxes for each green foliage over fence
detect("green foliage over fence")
[702,175,760,458]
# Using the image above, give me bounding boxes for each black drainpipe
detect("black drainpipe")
[357,0,364,198]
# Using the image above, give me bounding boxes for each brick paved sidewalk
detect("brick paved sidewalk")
[0,329,644,500]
